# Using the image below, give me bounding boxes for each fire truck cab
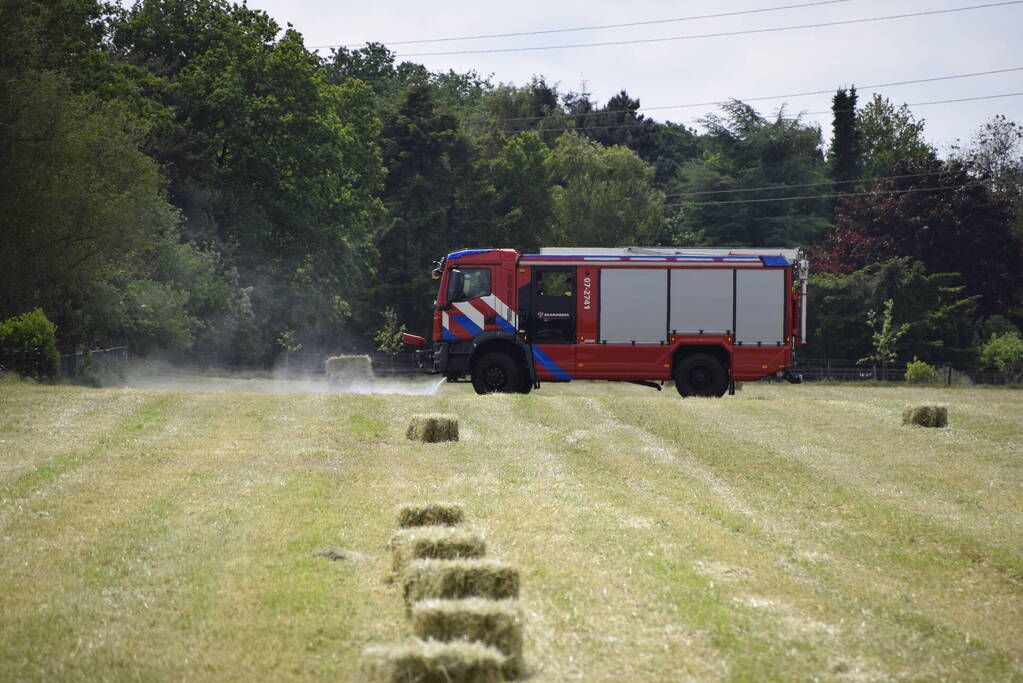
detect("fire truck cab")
[405,247,808,397]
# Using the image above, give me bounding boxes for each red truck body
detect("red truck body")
[410,247,808,396]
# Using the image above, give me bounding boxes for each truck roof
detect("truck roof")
[536,246,802,261]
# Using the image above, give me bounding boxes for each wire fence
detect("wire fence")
[790,358,1019,386]
[42,347,1020,386]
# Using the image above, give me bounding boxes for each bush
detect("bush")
[904,356,940,385]
[0,309,60,377]
[979,332,1023,382]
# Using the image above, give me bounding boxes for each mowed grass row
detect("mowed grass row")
[0,380,1021,680]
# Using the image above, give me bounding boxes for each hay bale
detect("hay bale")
[388,527,486,581]
[324,354,373,385]
[397,503,465,529]
[360,639,506,682]
[404,559,519,607]
[412,599,524,679]
[407,414,459,442]
[902,405,948,428]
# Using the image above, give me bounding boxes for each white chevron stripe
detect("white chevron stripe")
[482,294,518,327]
[453,301,486,331]
[442,311,450,332]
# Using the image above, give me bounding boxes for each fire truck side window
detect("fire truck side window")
[448,268,491,302]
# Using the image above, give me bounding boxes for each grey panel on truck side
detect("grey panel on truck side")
[735,269,785,345]
[669,269,733,334]
[599,268,668,343]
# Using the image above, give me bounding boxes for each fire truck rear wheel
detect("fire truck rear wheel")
[674,353,728,398]
[471,352,521,394]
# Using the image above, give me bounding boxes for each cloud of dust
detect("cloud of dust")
[120,359,446,396]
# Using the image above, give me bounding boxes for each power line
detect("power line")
[314,0,852,49]
[492,91,1023,135]
[481,66,1023,125]
[399,1,1023,57]
[664,170,952,199]
[664,182,1019,207]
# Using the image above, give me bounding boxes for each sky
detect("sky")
[241,0,1023,151]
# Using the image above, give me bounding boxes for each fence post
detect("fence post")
[947,365,952,386]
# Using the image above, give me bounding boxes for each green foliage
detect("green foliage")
[676,102,832,246]
[860,299,909,367]
[374,308,408,354]
[806,258,978,363]
[905,357,940,385]
[822,159,1022,317]
[545,132,663,246]
[979,332,1023,382]
[491,132,553,253]
[828,87,862,185]
[858,95,935,178]
[0,309,60,377]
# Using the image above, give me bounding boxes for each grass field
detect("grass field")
[1,377,1021,681]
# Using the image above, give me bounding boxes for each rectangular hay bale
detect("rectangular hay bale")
[412,599,524,679]
[404,559,520,607]
[388,527,486,582]
[397,503,465,528]
[902,405,949,428]
[360,639,506,683]
[407,414,459,442]
[324,354,373,384]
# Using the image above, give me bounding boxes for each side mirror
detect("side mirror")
[437,302,452,311]
[401,333,427,346]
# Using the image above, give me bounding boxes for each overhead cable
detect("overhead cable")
[497,91,1023,135]
[398,1,1023,57]
[664,182,1020,207]
[482,66,1023,125]
[663,170,953,198]
[314,0,852,49]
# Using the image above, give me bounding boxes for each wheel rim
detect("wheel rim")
[689,366,713,392]
[483,364,507,391]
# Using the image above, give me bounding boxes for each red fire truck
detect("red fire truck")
[402,247,808,397]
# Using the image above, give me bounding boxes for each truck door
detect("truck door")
[526,266,575,380]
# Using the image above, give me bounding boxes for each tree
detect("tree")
[859,299,909,379]
[951,115,1023,236]
[366,85,483,336]
[115,0,386,351]
[827,87,862,185]
[545,132,663,246]
[490,132,553,253]
[804,258,978,363]
[979,331,1023,382]
[675,101,832,246]
[374,307,408,354]
[820,159,1023,317]
[858,94,935,178]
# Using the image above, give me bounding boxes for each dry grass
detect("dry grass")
[397,503,465,528]
[360,639,506,682]
[412,599,524,678]
[388,527,486,581]
[406,414,460,442]
[1,381,1022,680]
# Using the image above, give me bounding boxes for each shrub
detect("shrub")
[904,356,940,385]
[979,332,1023,383]
[0,309,60,377]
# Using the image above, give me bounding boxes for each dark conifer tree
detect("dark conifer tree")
[828,87,863,187]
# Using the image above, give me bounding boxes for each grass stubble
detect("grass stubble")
[0,381,1021,680]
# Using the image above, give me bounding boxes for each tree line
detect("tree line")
[2,0,1022,371]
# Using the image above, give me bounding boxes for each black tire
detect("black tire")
[471,352,522,394]
[517,373,534,394]
[674,353,728,398]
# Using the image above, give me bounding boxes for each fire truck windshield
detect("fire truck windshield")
[447,268,491,302]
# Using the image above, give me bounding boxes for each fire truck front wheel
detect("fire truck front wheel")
[674,353,728,398]
[471,352,522,395]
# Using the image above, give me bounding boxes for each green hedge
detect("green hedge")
[0,309,60,377]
